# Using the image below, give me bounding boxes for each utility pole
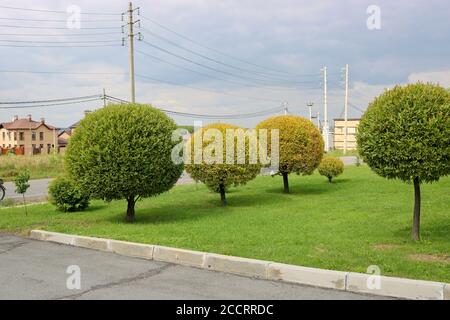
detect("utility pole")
[283,102,288,115]
[307,102,314,122]
[126,2,137,103]
[343,64,349,155]
[317,111,320,129]
[321,67,329,151]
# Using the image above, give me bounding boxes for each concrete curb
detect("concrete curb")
[29,230,449,300]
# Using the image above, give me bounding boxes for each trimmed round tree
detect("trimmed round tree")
[184,123,260,206]
[256,115,324,193]
[357,83,450,240]
[318,157,344,183]
[65,104,183,222]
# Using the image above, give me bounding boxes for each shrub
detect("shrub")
[318,157,344,183]
[13,171,30,215]
[184,123,261,205]
[256,115,324,193]
[48,177,89,212]
[357,83,450,240]
[65,104,183,222]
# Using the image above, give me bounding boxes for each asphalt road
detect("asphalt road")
[2,158,356,200]
[0,233,388,300]
[3,173,194,200]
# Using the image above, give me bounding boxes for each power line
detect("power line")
[0,17,120,23]
[0,39,121,44]
[0,44,121,48]
[135,49,318,92]
[0,24,120,30]
[0,70,125,76]
[0,32,123,36]
[140,26,318,84]
[0,5,120,15]
[0,98,101,109]
[0,94,102,105]
[135,73,283,103]
[105,95,284,119]
[139,39,310,87]
[139,15,316,79]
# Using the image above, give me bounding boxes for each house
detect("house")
[0,115,59,155]
[333,118,360,151]
[57,129,72,153]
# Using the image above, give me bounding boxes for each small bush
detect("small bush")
[318,157,344,183]
[48,177,89,212]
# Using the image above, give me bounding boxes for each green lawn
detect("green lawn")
[0,165,449,282]
[0,154,64,181]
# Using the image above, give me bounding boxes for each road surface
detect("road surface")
[0,233,388,300]
[2,158,357,201]
[3,173,194,200]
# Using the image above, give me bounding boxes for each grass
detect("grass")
[325,149,360,157]
[0,165,448,283]
[0,154,64,181]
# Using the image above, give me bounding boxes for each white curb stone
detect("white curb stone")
[153,246,205,268]
[268,263,347,290]
[346,272,444,300]
[73,235,109,252]
[109,240,154,260]
[29,230,449,299]
[204,254,269,279]
[30,230,74,245]
[444,284,450,300]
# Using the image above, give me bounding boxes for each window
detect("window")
[32,131,36,141]
[39,132,44,141]
[13,132,17,140]
[348,127,356,134]
[2,132,4,140]
[7,132,11,141]
[19,132,24,140]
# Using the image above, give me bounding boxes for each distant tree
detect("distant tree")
[357,83,450,240]
[256,115,324,193]
[14,171,30,215]
[185,123,260,206]
[318,157,344,183]
[65,104,183,222]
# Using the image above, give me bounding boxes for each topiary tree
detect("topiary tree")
[357,83,450,240]
[256,115,324,193]
[65,104,183,222]
[184,123,261,206]
[318,157,344,183]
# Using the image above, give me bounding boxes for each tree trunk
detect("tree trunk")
[22,194,27,216]
[219,183,227,206]
[282,172,289,193]
[328,176,332,183]
[126,196,135,222]
[412,177,421,241]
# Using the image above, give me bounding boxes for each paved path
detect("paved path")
[0,233,388,300]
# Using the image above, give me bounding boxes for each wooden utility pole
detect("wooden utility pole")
[127,2,136,103]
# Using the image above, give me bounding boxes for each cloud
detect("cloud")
[408,70,450,87]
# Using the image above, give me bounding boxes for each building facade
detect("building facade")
[0,115,58,155]
[333,118,360,151]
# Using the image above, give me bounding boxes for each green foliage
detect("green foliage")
[185,123,261,204]
[177,125,194,133]
[14,171,30,194]
[357,83,450,183]
[256,115,324,192]
[65,103,183,220]
[48,176,89,212]
[318,157,344,183]
[256,115,324,175]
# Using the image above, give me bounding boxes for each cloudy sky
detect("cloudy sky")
[1,0,449,128]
